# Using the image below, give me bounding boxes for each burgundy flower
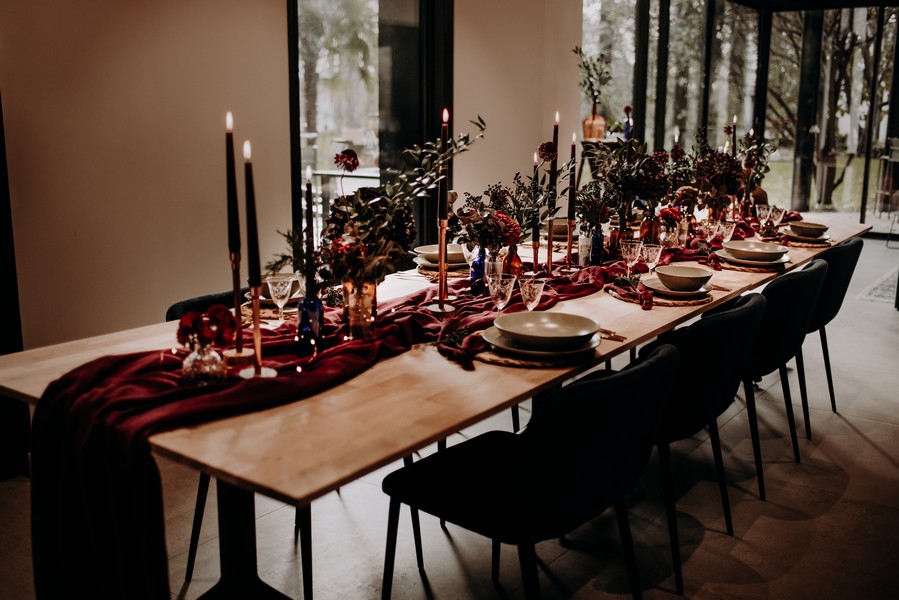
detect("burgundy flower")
[495,210,522,246]
[206,304,237,345]
[659,206,683,224]
[623,104,633,115]
[723,126,733,136]
[177,311,204,346]
[334,149,360,173]
[537,141,557,163]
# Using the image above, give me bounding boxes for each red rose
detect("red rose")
[334,149,360,173]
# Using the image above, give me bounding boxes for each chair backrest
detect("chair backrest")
[520,345,678,523]
[807,237,863,333]
[748,259,828,378]
[656,294,767,443]
[165,289,245,322]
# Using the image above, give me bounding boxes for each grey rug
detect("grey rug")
[858,268,899,303]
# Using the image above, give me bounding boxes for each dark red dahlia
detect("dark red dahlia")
[537,141,557,162]
[334,149,360,173]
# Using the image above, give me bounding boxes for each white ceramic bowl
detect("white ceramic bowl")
[654,265,714,292]
[722,240,788,262]
[493,312,599,350]
[788,221,829,238]
[413,244,465,264]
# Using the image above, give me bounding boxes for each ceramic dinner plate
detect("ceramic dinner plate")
[642,277,713,298]
[786,229,832,243]
[715,249,790,266]
[413,256,469,270]
[482,326,600,358]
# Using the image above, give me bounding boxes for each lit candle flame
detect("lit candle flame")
[442,108,449,123]
[243,140,252,161]
[226,111,233,133]
[572,132,577,143]
[306,165,312,182]
[533,152,538,165]
[749,127,755,137]
[733,114,738,125]
[555,111,560,124]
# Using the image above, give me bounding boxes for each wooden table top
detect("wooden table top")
[0,221,869,508]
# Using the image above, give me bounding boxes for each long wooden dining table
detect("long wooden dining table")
[0,220,870,598]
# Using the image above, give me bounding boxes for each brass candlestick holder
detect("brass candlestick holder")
[559,219,579,274]
[427,218,456,315]
[239,285,277,378]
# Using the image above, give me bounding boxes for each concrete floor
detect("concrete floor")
[1,238,897,599]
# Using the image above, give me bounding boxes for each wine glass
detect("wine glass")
[518,278,546,311]
[487,274,517,315]
[769,205,786,226]
[641,243,662,276]
[718,220,737,243]
[265,274,295,323]
[620,239,643,277]
[756,204,771,223]
[700,219,719,241]
[461,243,481,275]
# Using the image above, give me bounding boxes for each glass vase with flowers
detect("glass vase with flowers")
[573,46,611,140]
[177,304,236,385]
[691,130,743,221]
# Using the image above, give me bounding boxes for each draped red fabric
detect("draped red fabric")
[30,273,604,598]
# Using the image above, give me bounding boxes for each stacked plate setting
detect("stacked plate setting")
[413,244,467,270]
[785,221,830,243]
[483,312,601,358]
[716,240,790,266]
[644,265,714,298]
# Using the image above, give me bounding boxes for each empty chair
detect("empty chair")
[638,294,766,594]
[742,259,828,501]
[380,345,679,600]
[795,238,863,440]
[165,288,246,322]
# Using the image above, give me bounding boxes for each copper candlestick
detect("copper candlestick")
[545,218,554,276]
[560,219,579,274]
[223,252,255,368]
[238,285,277,378]
[427,219,456,315]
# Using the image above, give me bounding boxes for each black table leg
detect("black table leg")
[199,480,291,599]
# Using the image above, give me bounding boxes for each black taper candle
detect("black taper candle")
[548,112,559,210]
[243,141,261,287]
[226,112,240,254]
[304,166,315,288]
[567,132,576,221]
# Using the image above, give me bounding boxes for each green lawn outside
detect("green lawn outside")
[762,155,883,216]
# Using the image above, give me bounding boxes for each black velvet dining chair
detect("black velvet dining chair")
[794,238,863,440]
[380,344,679,600]
[165,288,247,322]
[637,293,767,595]
[741,259,828,501]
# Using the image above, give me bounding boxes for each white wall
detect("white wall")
[1,0,292,348]
[454,0,581,197]
[2,0,582,349]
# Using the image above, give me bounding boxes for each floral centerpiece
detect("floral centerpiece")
[177,304,236,384]
[691,130,743,218]
[573,46,611,140]
[449,185,522,260]
[738,129,774,217]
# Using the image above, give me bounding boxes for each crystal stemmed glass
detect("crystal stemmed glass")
[265,274,295,322]
[487,274,517,315]
[700,219,719,241]
[518,278,546,311]
[461,243,481,276]
[718,220,737,243]
[641,243,663,276]
[620,239,643,277]
[769,205,786,226]
[756,204,771,223]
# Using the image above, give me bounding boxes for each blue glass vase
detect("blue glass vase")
[589,231,605,266]
[295,283,323,358]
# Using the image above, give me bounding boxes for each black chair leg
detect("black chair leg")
[511,404,520,433]
[795,349,812,440]
[185,472,211,584]
[743,379,766,501]
[708,421,734,536]
[295,505,313,600]
[410,506,424,571]
[381,498,400,600]
[429,447,448,530]
[629,347,637,364]
[614,500,643,600]
[779,365,801,464]
[491,539,501,584]
[657,443,683,595]
[820,327,838,413]
[517,543,540,600]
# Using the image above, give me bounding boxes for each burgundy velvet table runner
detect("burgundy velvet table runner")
[30,270,605,599]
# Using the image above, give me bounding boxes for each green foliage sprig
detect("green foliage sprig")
[573,46,611,109]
